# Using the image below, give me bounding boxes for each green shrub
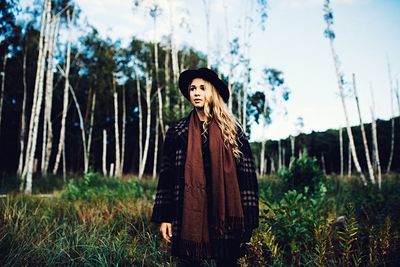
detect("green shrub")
[280,154,325,194]
[61,172,145,202]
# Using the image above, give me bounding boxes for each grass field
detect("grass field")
[1,169,399,266]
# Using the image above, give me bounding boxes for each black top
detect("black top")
[201,129,212,220]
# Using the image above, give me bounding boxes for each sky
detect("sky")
[21,0,400,141]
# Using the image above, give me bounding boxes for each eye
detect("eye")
[200,85,205,90]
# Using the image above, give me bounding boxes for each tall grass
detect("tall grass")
[1,171,400,266]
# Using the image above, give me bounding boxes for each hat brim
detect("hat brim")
[178,68,229,103]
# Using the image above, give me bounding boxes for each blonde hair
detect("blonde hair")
[189,79,244,161]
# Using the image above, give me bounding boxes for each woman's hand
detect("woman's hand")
[160,222,172,243]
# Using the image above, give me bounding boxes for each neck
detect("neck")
[195,107,206,121]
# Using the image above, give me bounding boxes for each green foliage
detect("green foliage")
[61,172,145,202]
[279,154,325,193]
[262,183,328,264]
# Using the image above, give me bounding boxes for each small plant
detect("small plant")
[280,154,325,194]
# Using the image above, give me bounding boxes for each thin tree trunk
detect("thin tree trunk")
[270,156,275,174]
[352,73,375,184]
[102,129,107,176]
[22,0,47,181]
[0,53,7,136]
[348,140,352,178]
[260,140,265,176]
[53,9,72,175]
[136,70,143,177]
[23,0,52,194]
[121,86,126,174]
[278,139,282,171]
[139,73,152,179]
[153,113,159,180]
[18,43,28,180]
[164,47,170,112]
[202,0,211,68]
[223,0,233,112]
[339,126,343,176]
[290,135,295,167]
[282,147,286,168]
[41,15,59,174]
[68,84,88,173]
[327,36,366,185]
[87,91,96,171]
[386,60,395,173]
[113,79,121,177]
[321,153,326,175]
[153,29,165,139]
[370,83,382,189]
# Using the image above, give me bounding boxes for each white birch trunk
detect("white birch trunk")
[352,73,375,184]
[121,87,126,174]
[102,129,107,176]
[113,80,121,177]
[41,15,59,174]
[22,0,47,180]
[278,139,282,171]
[386,61,395,173]
[153,113,159,180]
[17,44,28,180]
[23,0,51,194]
[68,84,88,174]
[136,70,143,177]
[348,140,352,178]
[139,73,152,179]
[260,140,265,176]
[164,47,170,111]
[53,9,72,175]
[339,126,343,176]
[321,153,326,175]
[223,0,233,112]
[370,84,382,189]
[202,0,211,68]
[290,135,295,168]
[87,91,96,171]
[0,54,7,135]
[153,30,165,139]
[327,33,367,185]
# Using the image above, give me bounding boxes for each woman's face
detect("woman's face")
[189,78,206,109]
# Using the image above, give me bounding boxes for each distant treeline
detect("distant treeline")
[252,116,400,175]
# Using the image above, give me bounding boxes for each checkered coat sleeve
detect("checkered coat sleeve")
[236,129,259,231]
[151,126,176,223]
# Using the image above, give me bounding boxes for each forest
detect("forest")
[1,0,399,266]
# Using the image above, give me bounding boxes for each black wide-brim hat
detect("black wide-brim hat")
[178,67,229,103]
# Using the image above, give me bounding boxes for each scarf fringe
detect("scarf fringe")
[178,238,212,260]
[210,216,245,237]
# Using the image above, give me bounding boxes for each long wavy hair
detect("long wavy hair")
[189,79,244,161]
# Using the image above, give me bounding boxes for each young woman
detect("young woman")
[151,68,259,267]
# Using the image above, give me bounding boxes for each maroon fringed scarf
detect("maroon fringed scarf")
[180,110,244,259]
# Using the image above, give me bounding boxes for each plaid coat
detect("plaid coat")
[151,112,259,259]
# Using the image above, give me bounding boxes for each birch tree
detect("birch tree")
[386,59,395,173]
[22,0,52,193]
[102,129,107,176]
[370,83,381,188]
[53,8,72,175]
[113,78,121,177]
[17,35,28,178]
[0,50,7,136]
[352,73,375,184]
[138,73,152,179]
[323,0,367,185]
[202,0,211,68]
[41,14,60,174]
[120,86,126,174]
[339,126,343,176]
